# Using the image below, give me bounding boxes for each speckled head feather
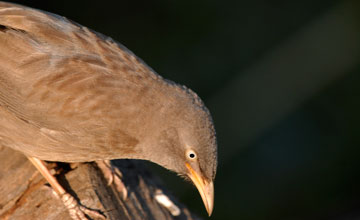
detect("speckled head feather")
[0,2,217,215]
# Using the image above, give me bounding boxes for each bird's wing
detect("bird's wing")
[0,3,158,161]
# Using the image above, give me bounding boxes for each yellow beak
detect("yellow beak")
[186,163,214,216]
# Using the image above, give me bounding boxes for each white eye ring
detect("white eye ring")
[186,149,197,160]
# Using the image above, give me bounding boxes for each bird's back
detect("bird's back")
[0,2,172,162]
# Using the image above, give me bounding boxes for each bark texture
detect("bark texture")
[0,146,200,220]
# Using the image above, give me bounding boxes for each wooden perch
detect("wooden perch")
[0,146,201,220]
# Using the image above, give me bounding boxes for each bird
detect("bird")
[0,1,217,219]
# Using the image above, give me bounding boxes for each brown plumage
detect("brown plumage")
[0,2,217,215]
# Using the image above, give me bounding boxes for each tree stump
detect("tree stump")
[0,146,200,220]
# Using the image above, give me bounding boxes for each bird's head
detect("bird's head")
[144,85,217,216]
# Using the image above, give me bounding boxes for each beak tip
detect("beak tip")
[205,181,214,216]
[207,208,213,216]
[201,180,214,217]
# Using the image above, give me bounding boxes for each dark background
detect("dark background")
[9,0,360,219]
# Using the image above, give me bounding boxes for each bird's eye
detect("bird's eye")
[186,149,197,160]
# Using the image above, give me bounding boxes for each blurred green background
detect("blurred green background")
[11,0,360,219]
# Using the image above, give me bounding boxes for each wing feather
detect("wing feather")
[0,3,160,161]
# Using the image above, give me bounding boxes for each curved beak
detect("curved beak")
[186,163,214,216]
